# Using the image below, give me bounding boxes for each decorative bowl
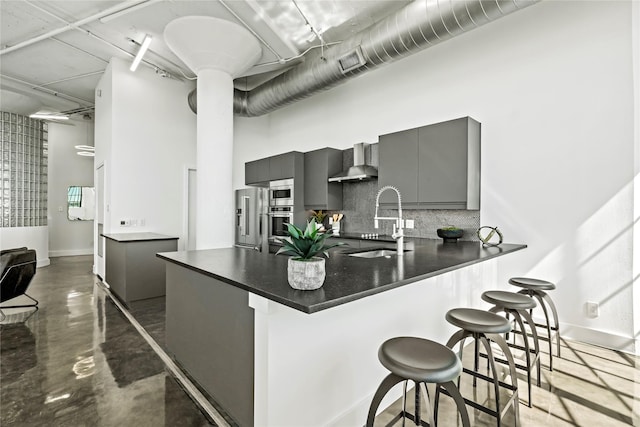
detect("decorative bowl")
[437,228,463,243]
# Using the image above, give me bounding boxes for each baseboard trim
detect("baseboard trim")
[49,249,93,257]
[36,258,50,268]
[562,322,638,355]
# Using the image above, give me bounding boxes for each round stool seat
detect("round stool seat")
[482,290,536,310]
[446,308,512,334]
[378,337,462,383]
[509,277,556,291]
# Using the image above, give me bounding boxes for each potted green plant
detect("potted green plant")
[276,218,344,290]
[310,210,327,231]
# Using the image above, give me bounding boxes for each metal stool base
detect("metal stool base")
[440,330,520,427]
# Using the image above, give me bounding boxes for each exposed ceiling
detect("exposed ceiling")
[0,0,411,119]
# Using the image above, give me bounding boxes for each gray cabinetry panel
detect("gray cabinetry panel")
[378,128,419,205]
[246,152,304,184]
[245,158,269,185]
[269,153,288,180]
[418,117,469,207]
[104,235,178,304]
[270,152,302,180]
[378,117,480,210]
[165,264,254,427]
[304,148,343,210]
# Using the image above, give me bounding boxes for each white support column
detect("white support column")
[164,16,261,249]
[196,69,234,248]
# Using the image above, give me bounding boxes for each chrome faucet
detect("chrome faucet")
[374,185,404,256]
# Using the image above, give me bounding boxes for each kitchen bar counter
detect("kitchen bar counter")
[102,232,178,305]
[157,239,526,314]
[158,239,526,426]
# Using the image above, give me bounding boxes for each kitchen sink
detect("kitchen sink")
[348,249,403,258]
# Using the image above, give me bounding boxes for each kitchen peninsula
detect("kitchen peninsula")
[158,239,526,426]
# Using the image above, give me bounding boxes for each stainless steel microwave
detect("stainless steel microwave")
[269,178,294,206]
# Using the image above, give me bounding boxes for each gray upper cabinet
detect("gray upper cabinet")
[378,128,419,205]
[379,117,480,210]
[245,152,304,185]
[304,148,343,210]
[270,152,299,180]
[245,158,270,185]
[418,117,480,209]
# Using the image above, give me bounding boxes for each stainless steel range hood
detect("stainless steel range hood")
[328,143,377,183]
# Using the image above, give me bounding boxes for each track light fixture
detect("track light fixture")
[130,34,152,72]
[29,114,69,120]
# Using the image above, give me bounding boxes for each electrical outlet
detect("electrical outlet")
[586,301,599,318]
[120,219,130,226]
[406,219,415,229]
[140,218,145,226]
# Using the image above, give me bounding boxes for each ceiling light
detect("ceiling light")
[29,114,69,120]
[130,35,152,72]
[74,145,95,151]
[77,151,95,157]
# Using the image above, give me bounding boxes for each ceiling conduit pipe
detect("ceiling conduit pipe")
[188,0,540,117]
[0,0,160,56]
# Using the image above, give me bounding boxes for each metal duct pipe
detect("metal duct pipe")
[189,0,539,117]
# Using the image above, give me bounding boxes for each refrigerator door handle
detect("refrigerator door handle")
[242,196,250,236]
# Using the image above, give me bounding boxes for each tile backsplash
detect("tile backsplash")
[330,145,480,241]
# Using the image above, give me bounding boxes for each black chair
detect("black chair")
[0,248,38,321]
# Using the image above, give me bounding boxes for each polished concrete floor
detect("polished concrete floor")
[1,256,214,426]
[1,255,639,426]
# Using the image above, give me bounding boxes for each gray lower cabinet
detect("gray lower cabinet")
[245,151,304,185]
[378,116,480,210]
[165,263,254,427]
[103,232,178,305]
[304,148,343,210]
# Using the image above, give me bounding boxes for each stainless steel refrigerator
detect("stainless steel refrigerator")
[235,187,268,251]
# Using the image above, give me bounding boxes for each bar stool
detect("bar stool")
[438,308,520,427]
[366,336,470,427]
[481,291,541,407]
[509,277,560,371]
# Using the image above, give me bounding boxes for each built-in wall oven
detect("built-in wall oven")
[268,206,293,240]
[269,178,294,206]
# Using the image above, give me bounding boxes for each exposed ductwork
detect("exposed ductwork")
[188,0,540,117]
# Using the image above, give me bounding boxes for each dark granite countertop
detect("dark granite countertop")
[157,239,526,314]
[101,232,179,242]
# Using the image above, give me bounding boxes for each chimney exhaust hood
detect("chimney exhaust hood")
[328,143,377,183]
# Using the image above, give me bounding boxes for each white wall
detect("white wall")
[234,1,639,352]
[47,120,95,256]
[1,226,49,267]
[95,58,196,249]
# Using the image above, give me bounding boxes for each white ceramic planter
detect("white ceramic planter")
[287,257,326,290]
